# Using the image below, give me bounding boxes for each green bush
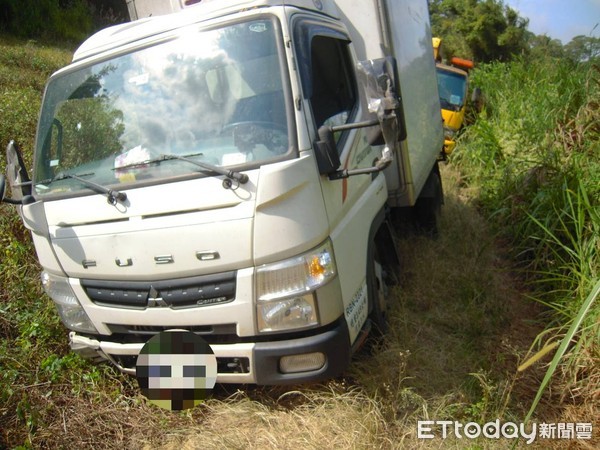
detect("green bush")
[0,0,93,42]
[453,56,599,404]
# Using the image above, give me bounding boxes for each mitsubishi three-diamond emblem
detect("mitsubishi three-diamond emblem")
[147,286,168,307]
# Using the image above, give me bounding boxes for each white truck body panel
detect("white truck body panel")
[124,0,340,22]
[126,0,187,20]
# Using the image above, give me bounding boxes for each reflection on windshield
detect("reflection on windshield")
[34,17,290,197]
[436,68,467,111]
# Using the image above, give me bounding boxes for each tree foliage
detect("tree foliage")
[429,0,529,62]
[0,0,128,42]
[0,0,92,42]
[526,33,565,60]
[564,35,600,62]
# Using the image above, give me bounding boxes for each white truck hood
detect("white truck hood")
[36,155,329,281]
[44,174,256,281]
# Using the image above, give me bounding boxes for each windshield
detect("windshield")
[34,17,291,197]
[436,67,467,111]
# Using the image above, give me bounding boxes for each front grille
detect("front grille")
[104,323,242,345]
[108,324,217,335]
[82,271,236,309]
[106,323,237,337]
[109,354,250,374]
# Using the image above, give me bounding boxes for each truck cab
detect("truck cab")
[1,0,443,385]
[432,37,473,155]
[437,61,469,154]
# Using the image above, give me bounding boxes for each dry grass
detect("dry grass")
[161,387,392,450]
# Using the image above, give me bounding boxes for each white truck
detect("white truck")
[125,0,201,20]
[1,0,443,384]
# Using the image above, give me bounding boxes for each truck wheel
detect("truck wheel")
[415,164,443,237]
[368,244,388,335]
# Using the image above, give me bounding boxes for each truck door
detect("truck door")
[293,18,389,343]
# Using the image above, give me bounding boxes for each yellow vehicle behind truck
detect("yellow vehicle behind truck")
[432,38,473,155]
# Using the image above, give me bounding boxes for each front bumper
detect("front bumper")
[69,317,351,385]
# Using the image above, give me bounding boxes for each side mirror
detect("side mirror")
[6,140,31,202]
[314,126,341,175]
[315,119,393,180]
[0,174,5,202]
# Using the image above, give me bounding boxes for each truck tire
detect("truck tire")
[415,163,443,237]
[367,243,387,335]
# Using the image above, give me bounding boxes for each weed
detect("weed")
[453,56,599,423]
[523,279,600,428]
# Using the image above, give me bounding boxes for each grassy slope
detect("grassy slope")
[454,58,599,423]
[0,37,596,448]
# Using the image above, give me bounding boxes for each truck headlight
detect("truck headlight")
[257,294,318,333]
[41,272,97,333]
[256,240,337,332]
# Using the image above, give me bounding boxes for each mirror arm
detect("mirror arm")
[3,197,23,205]
[328,98,398,180]
[329,146,393,180]
[330,118,379,133]
[0,179,22,205]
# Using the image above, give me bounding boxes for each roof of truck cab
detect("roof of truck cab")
[73,0,340,62]
[436,63,468,78]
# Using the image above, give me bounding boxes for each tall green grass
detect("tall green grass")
[454,57,599,407]
[0,38,89,448]
[0,38,71,357]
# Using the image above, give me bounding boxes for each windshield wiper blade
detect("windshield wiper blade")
[158,154,249,185]
[111,152,248,188]
[44,172,127,205]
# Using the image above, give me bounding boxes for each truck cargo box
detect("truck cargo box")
[335,0,444,207]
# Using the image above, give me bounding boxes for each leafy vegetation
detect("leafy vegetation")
[430,0,530,62]
[0,39,71,167]
[430,0,599,64]
[453,56,599,415]
[564,35,600,62]
[0,0,93,42]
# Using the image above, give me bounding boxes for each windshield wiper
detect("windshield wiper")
[113,153,249,188]
[159,154,249,185]
[41,172,127,205]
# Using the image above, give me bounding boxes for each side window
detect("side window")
[309,36,357,143]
